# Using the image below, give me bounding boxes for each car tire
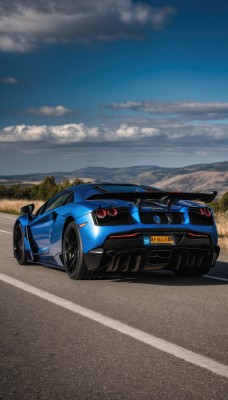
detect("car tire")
[14,223,28,265]
[62,221,96,280]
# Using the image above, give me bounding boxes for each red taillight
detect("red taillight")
[200,208,212,217]
[107,207,118,217]
[188,233,208,238]
[95,209,107,219]
[109,233,139,239]
[95,207,118,219]
[204,208,211,217]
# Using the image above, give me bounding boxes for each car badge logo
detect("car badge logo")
[153,215,161,224]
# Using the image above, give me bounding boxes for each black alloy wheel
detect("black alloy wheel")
[62,221,96,280]
[14,223,27,265]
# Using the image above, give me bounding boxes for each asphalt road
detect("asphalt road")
[0,213,228,400]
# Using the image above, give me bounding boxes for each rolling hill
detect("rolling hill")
[0,161,227,195]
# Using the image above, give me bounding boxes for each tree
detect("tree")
[71,178,85,186]
[59,179,71,190]
[0,184,7,199]
[37,176,58,201]
[210,201,220,213]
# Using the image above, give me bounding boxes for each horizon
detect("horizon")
[1,1,228,174]
[1,159,227,177]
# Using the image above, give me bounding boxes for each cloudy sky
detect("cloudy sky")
[0,0,228,174]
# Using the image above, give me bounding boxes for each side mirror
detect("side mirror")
[20,204,35,215]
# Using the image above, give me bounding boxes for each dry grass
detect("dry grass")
[215,211,228,237]
[0,199,43,215]
[215,212,228,250]
[219,237,228,249]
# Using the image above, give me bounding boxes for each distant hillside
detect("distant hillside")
[155,171,228,194]
[0,161,227,196]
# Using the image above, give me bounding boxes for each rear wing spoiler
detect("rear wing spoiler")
[87,191,217,204]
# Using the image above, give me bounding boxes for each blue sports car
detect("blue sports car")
[13,183,220,279]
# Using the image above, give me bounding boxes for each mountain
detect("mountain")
[0,161,227,195]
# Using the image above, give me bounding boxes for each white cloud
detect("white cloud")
[111,100,228,120]
[0,0,175,52]
[25,105,77,116]
[0,76,19,84]
[0,122,227,145]
[115,125,159,138]
[0,35,35,52]
[0,124,99,142]
[112,101,142,109]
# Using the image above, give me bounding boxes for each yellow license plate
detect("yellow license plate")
[150,235,174,245]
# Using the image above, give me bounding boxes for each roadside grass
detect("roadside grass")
[0,199,43,215]
[219,237,228,249]
[0,199,227,247]
[215,211,228,249]
[215,211,228,237]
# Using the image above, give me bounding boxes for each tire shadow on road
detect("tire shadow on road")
[99,261,228,286]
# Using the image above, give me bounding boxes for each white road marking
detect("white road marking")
[0,229,13,235]
[0,273,228,378]
[0,214,17,220]
[203,275,228,282]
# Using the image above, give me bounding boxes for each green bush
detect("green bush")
[0,176,86,201]
[219,192,228,212]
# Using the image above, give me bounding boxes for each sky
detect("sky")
[0,0,228,175]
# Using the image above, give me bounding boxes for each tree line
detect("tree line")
[0,176,227,211]
[0,176,86,202]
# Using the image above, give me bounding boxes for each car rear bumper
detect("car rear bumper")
[84,230,220,273]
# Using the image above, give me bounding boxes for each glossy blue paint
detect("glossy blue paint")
[15,183,219,270]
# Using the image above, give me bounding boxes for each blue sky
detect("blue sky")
[0,0,228,174]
